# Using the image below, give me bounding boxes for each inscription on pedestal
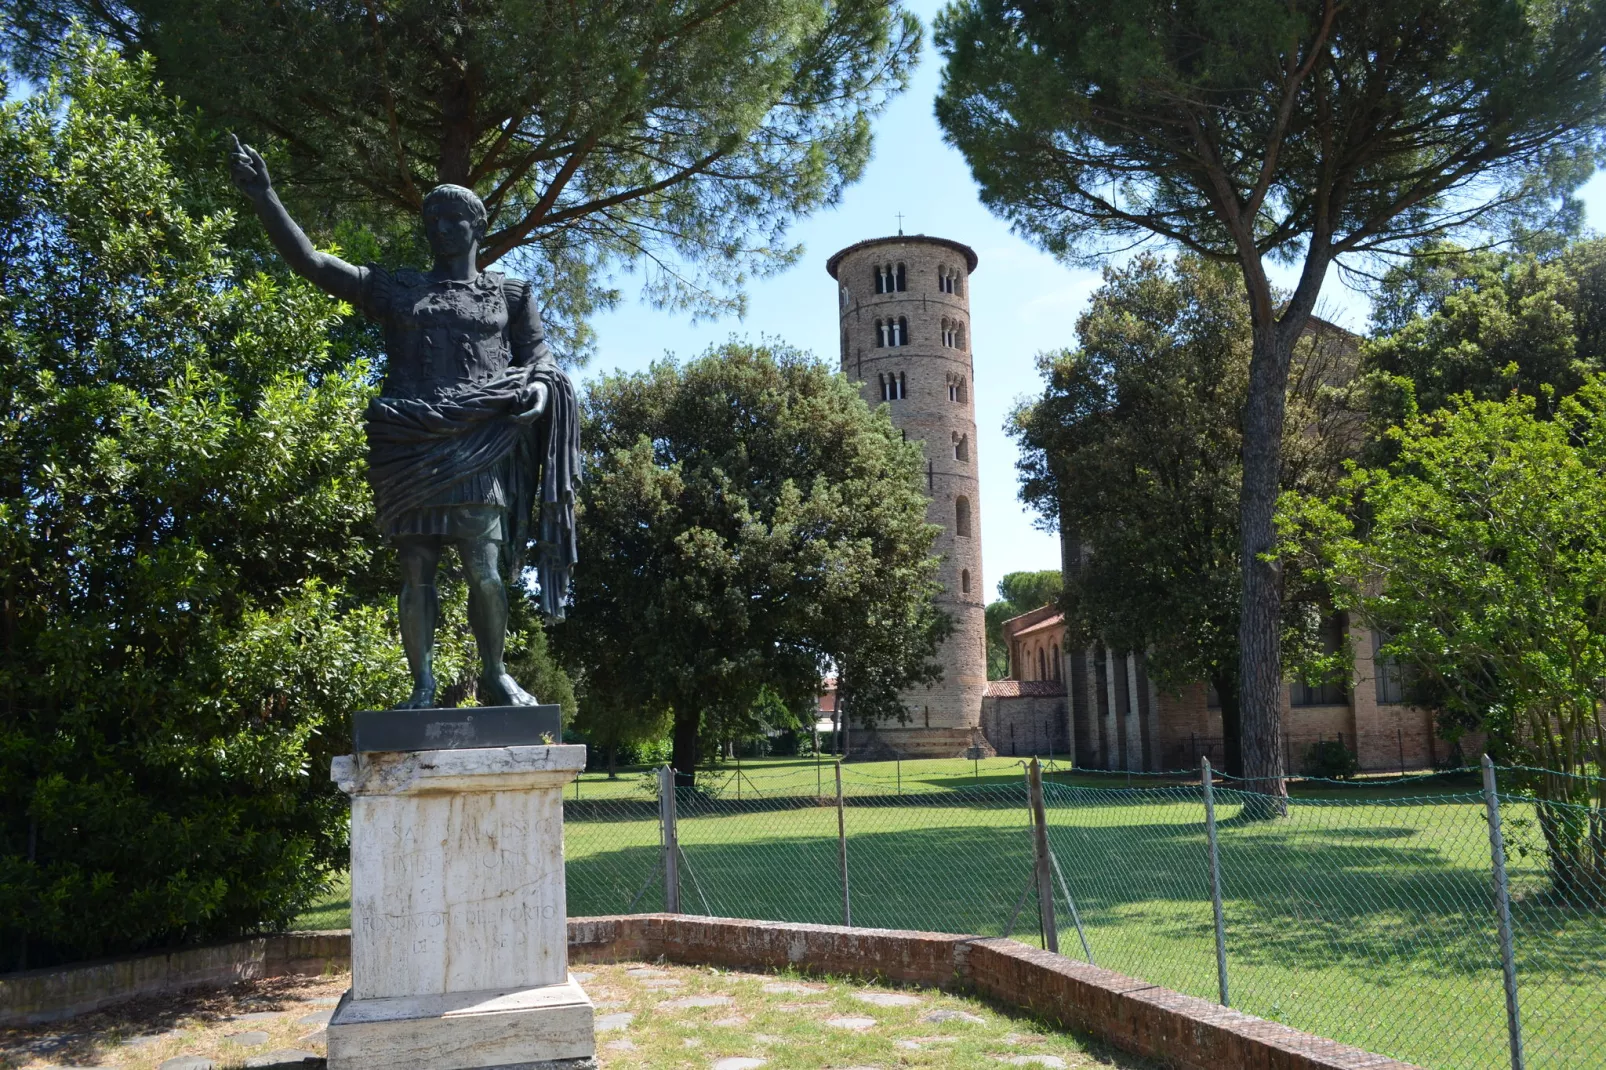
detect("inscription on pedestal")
[353,705,562,753]
[344,746,579,1001]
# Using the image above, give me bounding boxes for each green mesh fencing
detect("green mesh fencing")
[560,762,1605,1070]
[1498,792,1606,1070]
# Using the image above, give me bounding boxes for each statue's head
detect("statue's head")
[422,183,488,257]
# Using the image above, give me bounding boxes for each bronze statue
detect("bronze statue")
[228,136,578,710]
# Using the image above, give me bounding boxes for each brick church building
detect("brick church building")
[984,600,1454,775]
[981,317,1465,775]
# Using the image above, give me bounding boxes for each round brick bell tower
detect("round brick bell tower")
[827,234,990,758]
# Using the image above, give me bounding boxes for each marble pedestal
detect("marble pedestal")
[327,743,594,1070]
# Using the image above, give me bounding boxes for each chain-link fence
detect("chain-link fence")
[561,759,1604,1070]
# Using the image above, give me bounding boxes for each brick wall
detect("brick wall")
[580,916,1424,1070]
[0,931,351,1027]
[576,914,974,988]
[1156,683,1220,769]
[981,693,1070,758]
[964,937,1416,1070]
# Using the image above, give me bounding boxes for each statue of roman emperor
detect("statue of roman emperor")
[228,136,578,710]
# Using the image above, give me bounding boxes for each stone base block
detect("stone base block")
[326,978,594,1070]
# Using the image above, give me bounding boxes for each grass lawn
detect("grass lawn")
[294,757,1604,1070]
[582,959,1155,1069]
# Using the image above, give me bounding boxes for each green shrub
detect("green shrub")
[1302,739,1360,780]
[0,40,412,969]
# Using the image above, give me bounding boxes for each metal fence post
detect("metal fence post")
[1482,755,1526,1070]
[1029,758,1059,953]
[658,765,680,914]
[1202,757,1229,1006]
[836,760,852,926]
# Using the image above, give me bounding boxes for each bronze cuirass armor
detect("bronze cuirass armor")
[380,272,512,401]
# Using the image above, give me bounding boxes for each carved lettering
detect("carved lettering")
[361,911,447,933]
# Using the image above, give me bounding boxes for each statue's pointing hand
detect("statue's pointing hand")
[228,134,272,199]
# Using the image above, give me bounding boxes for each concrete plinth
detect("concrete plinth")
[327,743,594,1070]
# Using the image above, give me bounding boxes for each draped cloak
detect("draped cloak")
[353,265,579,618]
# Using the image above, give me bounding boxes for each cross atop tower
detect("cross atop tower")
[895,212,905,235]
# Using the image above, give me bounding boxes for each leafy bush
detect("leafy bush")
[1302,739,1360,780]
[0,40,413,969]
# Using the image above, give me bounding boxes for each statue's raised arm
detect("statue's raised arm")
[225,136,579,713]
[227,135,362,305]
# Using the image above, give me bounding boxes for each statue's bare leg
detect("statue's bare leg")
[460,537,538,706]
[396,537,441,709]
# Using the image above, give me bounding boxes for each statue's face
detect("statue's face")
[424,202,478,258]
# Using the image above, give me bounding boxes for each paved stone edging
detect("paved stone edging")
[3,915,1420,1070]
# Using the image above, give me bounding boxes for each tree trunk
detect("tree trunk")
[1237,322,1293,813]
[671,711,699,789]
[436,67,477,188]
[607,742,618,780]
[1210,672,1244,778]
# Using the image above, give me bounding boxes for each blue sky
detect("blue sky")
[584,1,1606,602]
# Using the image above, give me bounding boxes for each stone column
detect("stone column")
[327,738,595,1070]
[1081,645,1102,766]
[1103,646,1121,771]
[1060,646,1077,762]
[1125,653,1142,772]
[1145,667,1163,772]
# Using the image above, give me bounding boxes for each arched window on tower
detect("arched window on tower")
[897,371,906,399]
[875,319,888,347]
[893,316,908,346]
[874,265,888,294]
[939,265,957,294]
[956,323,966,350]
[957,376,968,403]
[895,263,907,291]
[961,568,971,594]
[955,495,972,537]
[953,433,969,462]
[941,319,956,348]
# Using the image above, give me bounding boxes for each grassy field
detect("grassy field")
[294,757,1605,1070]
[578,959,1156,1069]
